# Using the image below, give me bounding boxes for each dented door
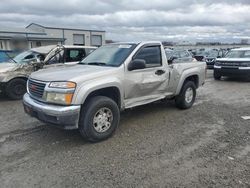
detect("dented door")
[124,45,170,107]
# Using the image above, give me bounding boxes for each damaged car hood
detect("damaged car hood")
[30,64,118,82]
[0,63,17,73]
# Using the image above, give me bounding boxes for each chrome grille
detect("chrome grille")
[217,61,242,67]
[28,79,46,99]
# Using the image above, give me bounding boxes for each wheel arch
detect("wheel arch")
[176,74,199,95]
[82,87,122,109]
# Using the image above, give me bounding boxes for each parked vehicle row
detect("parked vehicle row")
[2,42,249,142]
[0,45,97,99]
[23,41,206,142]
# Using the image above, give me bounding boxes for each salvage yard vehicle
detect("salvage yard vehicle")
[23,41,206,142]
[204,49,225,69]
[167,49,194,64]
[0,45,97,99]
[214,47,250,80]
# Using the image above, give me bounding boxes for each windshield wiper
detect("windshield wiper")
[79,62,117,67]
[87,62,107,66]
[5,52,18,63]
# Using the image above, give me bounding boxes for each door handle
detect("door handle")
[155,69,165,75]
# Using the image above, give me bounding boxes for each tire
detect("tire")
[175,81,196,109]
[214,71,221,80]
[5,78,27,100]
[79,96,120,142]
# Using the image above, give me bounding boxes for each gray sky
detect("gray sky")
[0,0,250,42]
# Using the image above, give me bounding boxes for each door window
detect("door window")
[134,46,162,68]
[65,49,86,62]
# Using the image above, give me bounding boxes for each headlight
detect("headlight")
[49,81,76,89]
[45,92,74,105]
[46,81,76,105]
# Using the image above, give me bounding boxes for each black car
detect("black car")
[204,49,226,69]
[214,48,250,80]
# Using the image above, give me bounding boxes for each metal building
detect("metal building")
[0,23,105,50]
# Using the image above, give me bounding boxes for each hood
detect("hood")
[217,58,250,62]
[30,64,118,82]
[0,62,17,73]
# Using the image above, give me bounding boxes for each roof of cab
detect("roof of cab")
[232,47,250,51]
[110,41,162,45]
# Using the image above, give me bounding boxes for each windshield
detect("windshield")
[225,50,250,58]
[12,51,38,63]
[165,50,173,59]
[205,50,218,57]
[79,44,137,67]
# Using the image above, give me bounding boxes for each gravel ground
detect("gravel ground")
[0,70,249,188]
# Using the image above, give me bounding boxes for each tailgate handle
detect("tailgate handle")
[155,69,165,75]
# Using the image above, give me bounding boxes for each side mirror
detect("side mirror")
[168,56,177,64]
[128,59,146,71]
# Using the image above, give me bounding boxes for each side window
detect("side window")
[25,54,35,60]
[134,46,162,67]
[65,49,86,62]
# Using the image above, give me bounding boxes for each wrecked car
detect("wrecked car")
[23,41,206,142]
[0,45,97,99]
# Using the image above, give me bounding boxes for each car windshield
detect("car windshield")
[225,50,250,58]
[79,44,137,67]
[165,50,173,59]
[12,51,38,63]
[205,50,218,57]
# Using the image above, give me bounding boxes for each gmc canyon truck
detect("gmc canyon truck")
[23,41,206,142]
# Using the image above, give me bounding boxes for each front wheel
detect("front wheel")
[175,81,196,109]
[5,78,27,100]
[214,71,221,80]
[79,96,120,142]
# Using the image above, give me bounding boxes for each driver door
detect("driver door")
[124,45,170,108]
[43,50,64,69]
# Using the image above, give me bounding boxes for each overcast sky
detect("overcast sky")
[0,0,250,43]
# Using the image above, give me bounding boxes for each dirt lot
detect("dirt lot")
[0,70,249,188]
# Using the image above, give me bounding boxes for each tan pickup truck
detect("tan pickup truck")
[23,41,206,142]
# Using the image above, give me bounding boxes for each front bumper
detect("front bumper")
[206,63,215,69]
[23,93,81,129]
[214,66,250,77]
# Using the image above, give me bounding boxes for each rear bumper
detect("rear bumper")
[214,66,250,77]
[23,93,81,129]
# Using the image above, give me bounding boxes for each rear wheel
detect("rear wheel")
[5,78,27,100]
[79,96,120,142]
[175,81,196,109]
